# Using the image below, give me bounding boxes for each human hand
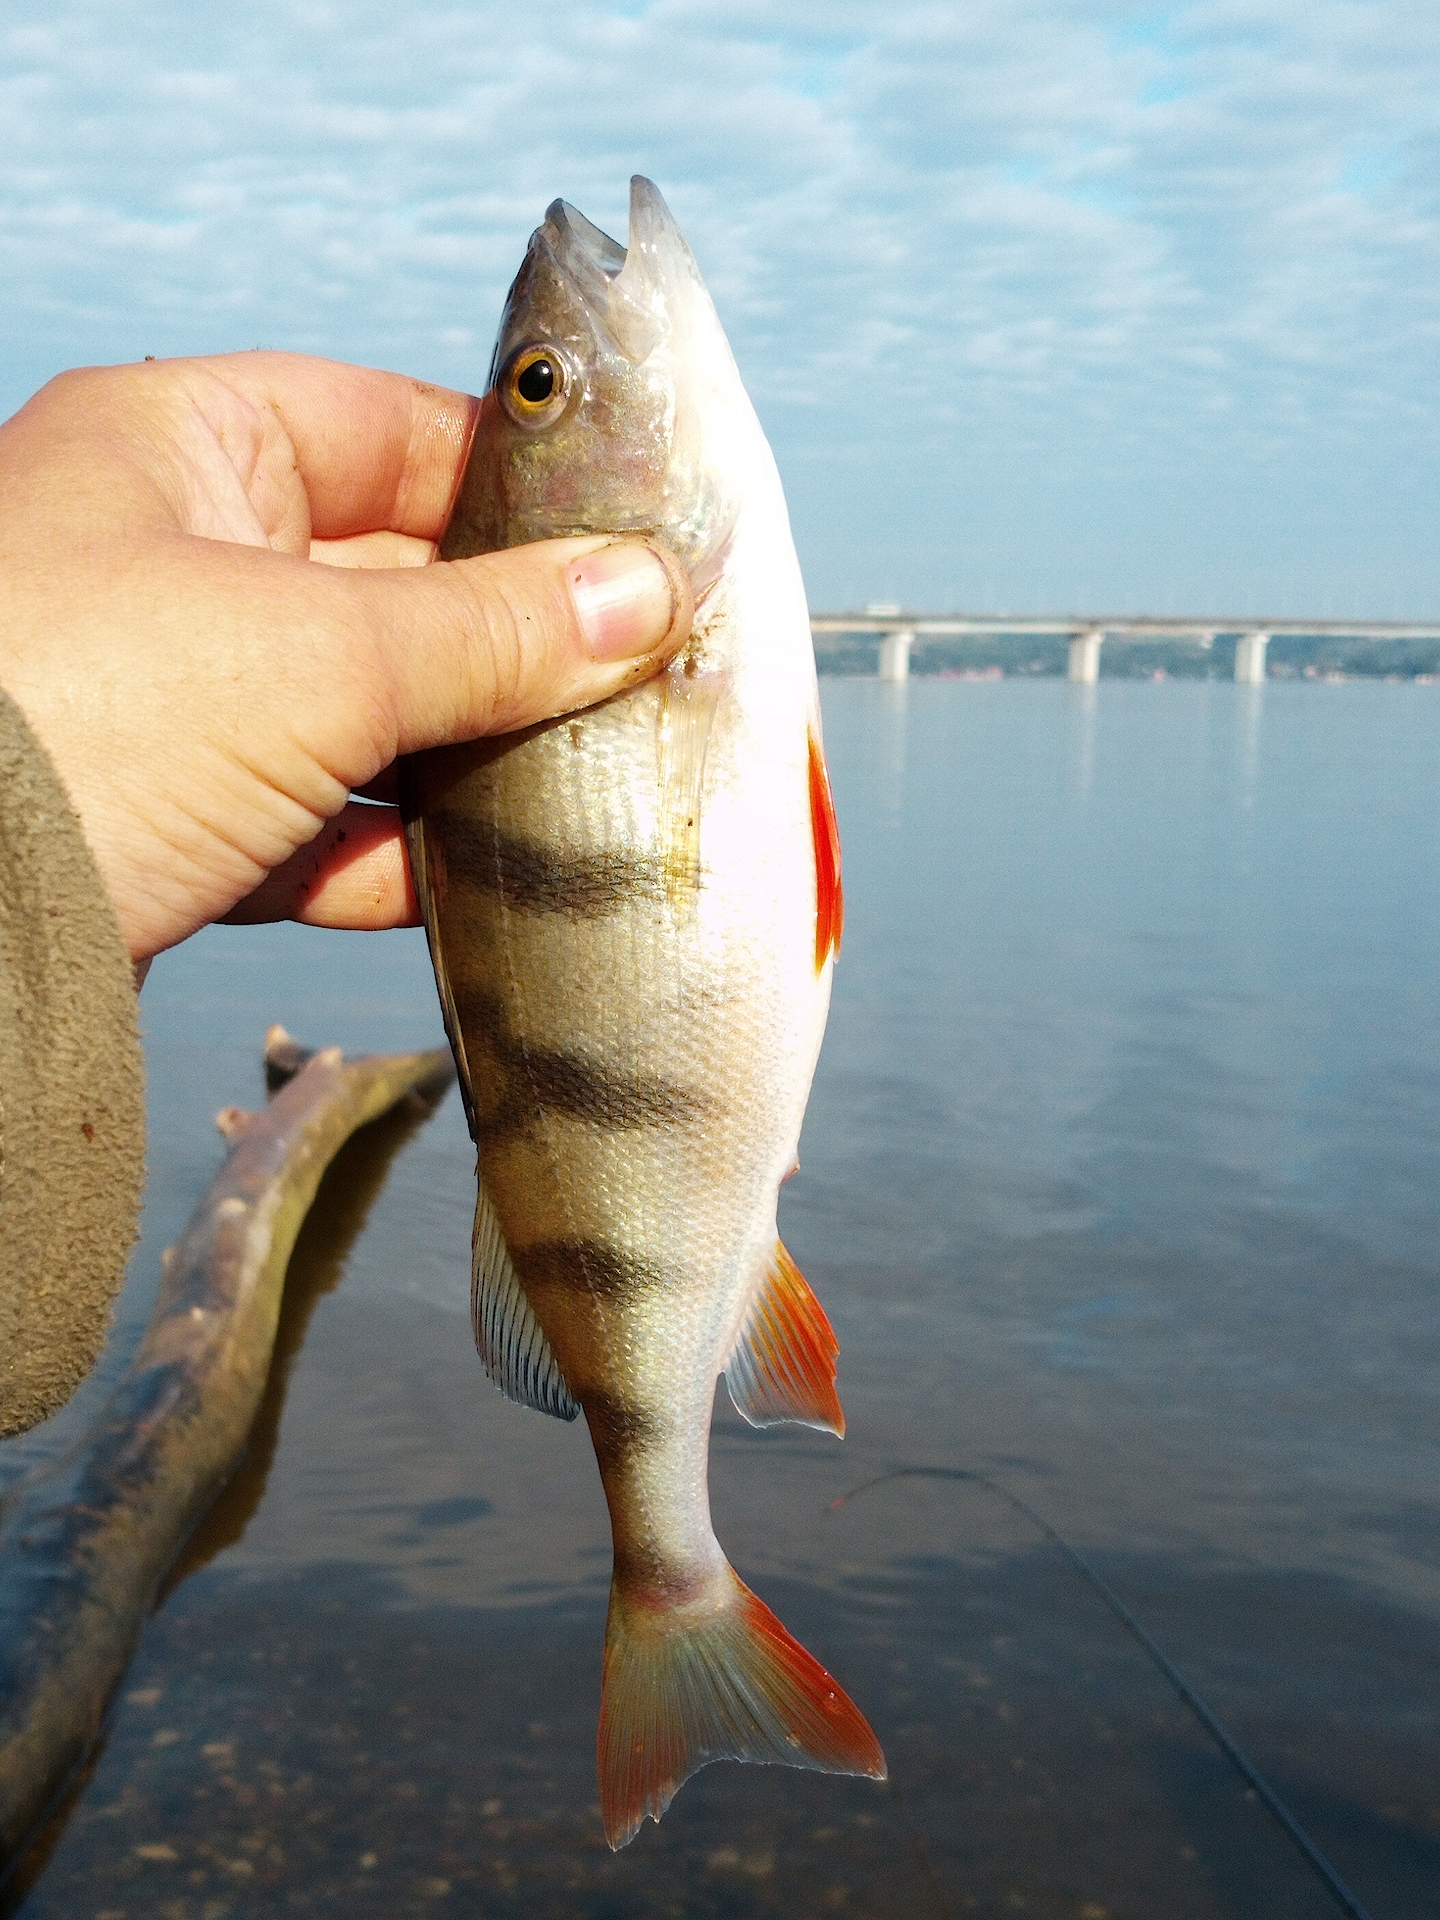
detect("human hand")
[0,353,691,970]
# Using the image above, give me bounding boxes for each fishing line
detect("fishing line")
[827,1465,1377,1920]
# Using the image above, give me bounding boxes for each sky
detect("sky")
[1,0,1437,615]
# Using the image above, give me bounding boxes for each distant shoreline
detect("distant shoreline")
[814,637,1440,682]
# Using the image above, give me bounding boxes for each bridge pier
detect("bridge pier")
[878,628,913,682]
[1234,631,1269,685]
[1068,628,1103,683]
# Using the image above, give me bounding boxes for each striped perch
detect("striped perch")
[403,177,883,1849]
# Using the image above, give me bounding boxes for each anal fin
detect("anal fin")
[472,1180,578,1422]
[725,1241,845,1437]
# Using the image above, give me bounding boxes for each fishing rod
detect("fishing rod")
[828,1464,1378,1920]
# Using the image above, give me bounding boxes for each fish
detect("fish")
[401,176,884,1848]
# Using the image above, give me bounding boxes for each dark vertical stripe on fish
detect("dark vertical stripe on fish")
[451,990,707,1138]
[432,818,668,916]
[523,1046,707,1130]
[456,990,706,1136]
[513,1241,670,1301]
[583,1389,664,1461]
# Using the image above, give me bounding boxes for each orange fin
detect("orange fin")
[599,1563,886,1848]
[808,728,844,970]
[725,1241,845,1437]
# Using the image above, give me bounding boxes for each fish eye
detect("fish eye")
[517,356,555,403]
[500,344,573,428]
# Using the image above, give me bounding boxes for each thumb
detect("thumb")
[347,533,693,754]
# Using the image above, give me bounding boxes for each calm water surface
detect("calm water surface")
[4,681,1439,1918]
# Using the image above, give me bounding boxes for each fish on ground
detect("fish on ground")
[402,176,884,1849]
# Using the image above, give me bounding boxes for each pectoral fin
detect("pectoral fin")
[724,1241,845,1437]
[656,658,724,910]
[472,1181,579,1422]
[403,804,479,1142]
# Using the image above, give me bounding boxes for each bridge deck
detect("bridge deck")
[811,614,1440,641]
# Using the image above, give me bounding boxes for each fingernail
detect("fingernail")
[569,541,677,660]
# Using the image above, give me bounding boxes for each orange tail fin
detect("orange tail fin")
[598,1563,885,1849]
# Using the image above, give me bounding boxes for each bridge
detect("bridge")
[809,611,1440,683]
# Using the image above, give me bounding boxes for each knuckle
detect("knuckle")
[315,573,403,779]
[456,565,542,727]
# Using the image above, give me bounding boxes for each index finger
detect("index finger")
[186,351,481,543]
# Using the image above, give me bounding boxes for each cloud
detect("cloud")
[1,0,1437,611]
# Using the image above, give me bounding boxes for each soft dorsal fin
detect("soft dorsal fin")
[724,1241,845,1437]
[471,1180,579,1421]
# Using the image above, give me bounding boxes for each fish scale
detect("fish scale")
[402,176,883,1848]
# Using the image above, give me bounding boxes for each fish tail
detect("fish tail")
[598,1561,886,1849]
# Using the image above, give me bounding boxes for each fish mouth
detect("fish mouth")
[543,177,698,365]
[548,200,627,283]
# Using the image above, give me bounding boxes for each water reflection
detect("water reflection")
[157,1091,448,1601]
[1234,681,1265,813]
[876,679,908,823]
[1066,680,1097,800]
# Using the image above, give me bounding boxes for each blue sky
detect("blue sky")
[2,0,1437,614]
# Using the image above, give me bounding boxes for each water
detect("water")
[4,681,1438,1918]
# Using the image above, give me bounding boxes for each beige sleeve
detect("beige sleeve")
[0,687,146,1436]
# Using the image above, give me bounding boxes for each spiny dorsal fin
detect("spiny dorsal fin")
[724,1240,845,1437]
[472,1181,578,1421]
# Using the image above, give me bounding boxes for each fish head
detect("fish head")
[447,178,746,593]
